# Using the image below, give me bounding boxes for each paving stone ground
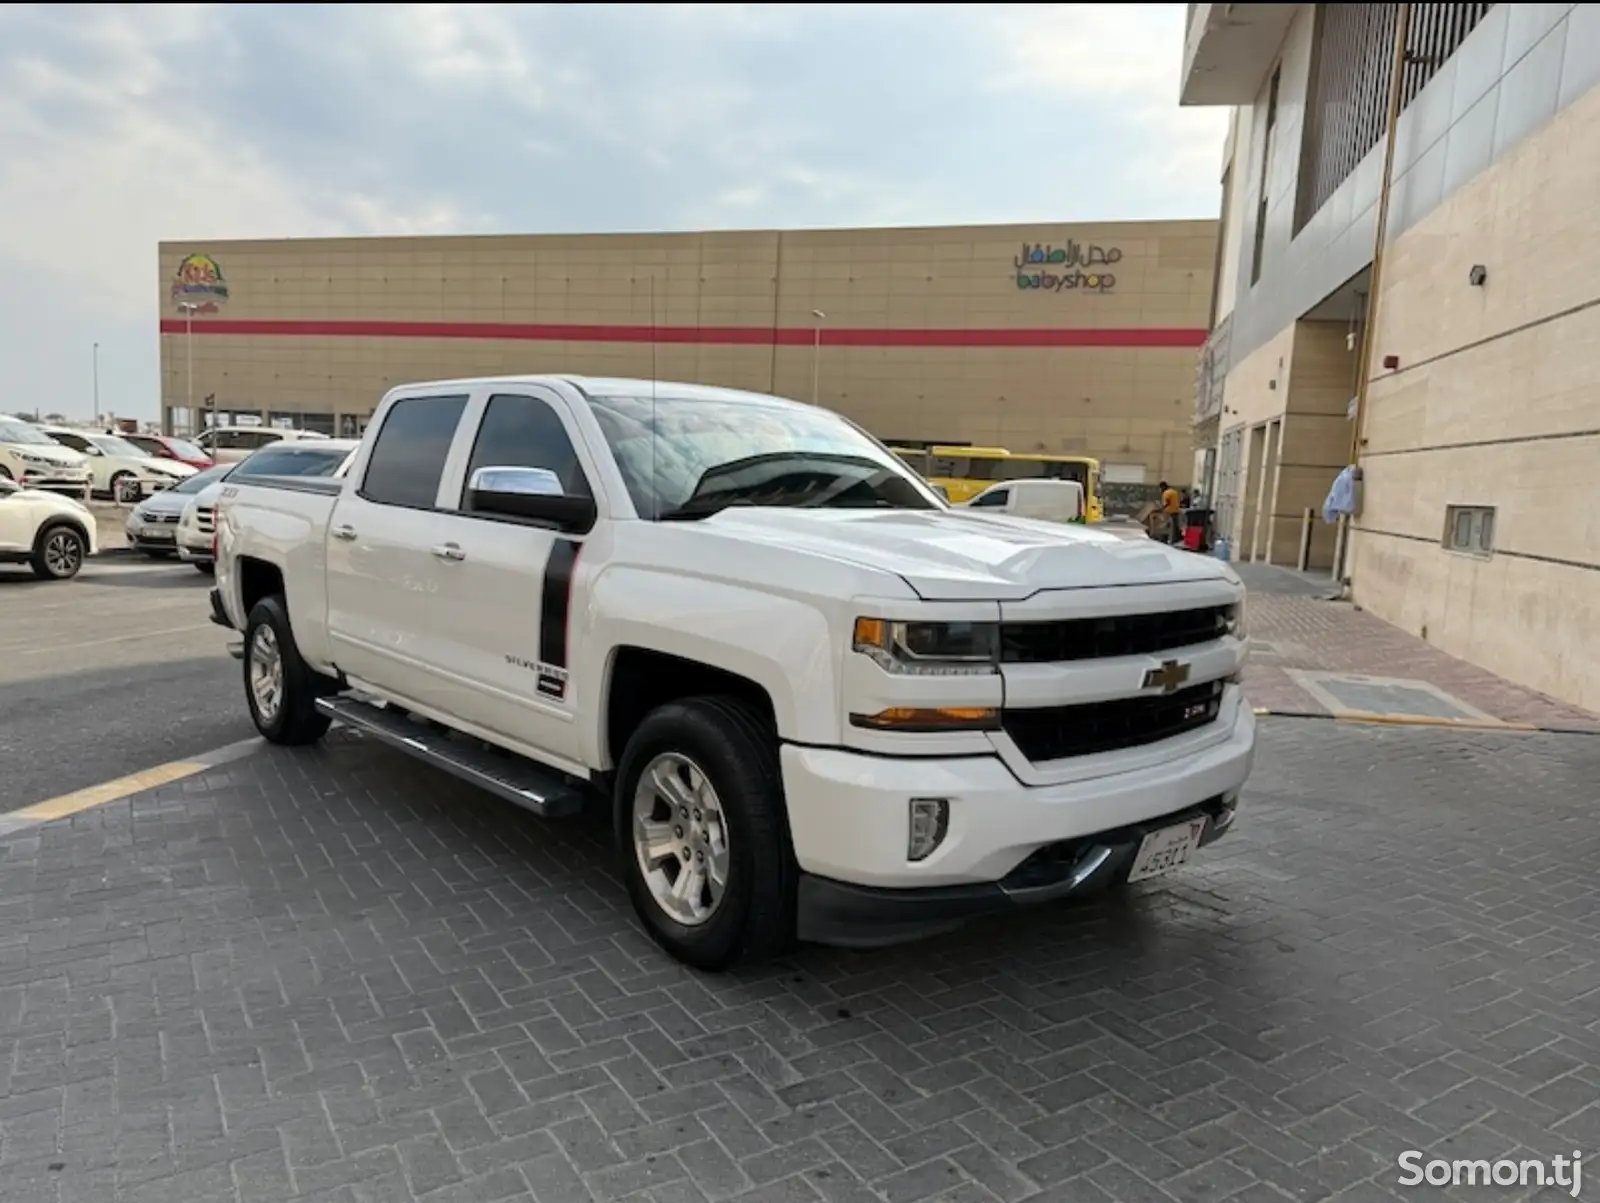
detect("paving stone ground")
[1233,563,1597,729]
[2,719,1599,1203]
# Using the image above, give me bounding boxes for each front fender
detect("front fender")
[579,566,839,764]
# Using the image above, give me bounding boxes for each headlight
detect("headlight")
[852,617,999,676]
[17,451,47,464]
[1225,596,1248,640]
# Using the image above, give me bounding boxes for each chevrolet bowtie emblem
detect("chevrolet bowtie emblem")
[1142,659,1192,694]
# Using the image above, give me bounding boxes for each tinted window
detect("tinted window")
[234,446,351,479]
[360,395,468,509]
[463,394,590,504]
[50,431,93,452]
[970,488,1010,508]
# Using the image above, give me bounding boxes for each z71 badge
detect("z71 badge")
[535,664,568,701]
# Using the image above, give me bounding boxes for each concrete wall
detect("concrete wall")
[159,219,1217,484]
[1223,3,1600,376]
[1349,79,1600,714]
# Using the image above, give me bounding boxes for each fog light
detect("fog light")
[908,798,950,862]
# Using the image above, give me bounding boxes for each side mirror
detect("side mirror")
[467,466,596,534]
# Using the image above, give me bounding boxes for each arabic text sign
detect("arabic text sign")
[1014,240,1120,294]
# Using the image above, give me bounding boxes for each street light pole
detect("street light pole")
[92,342,100,424]
[810,309,826,405]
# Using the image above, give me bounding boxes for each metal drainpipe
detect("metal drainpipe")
[1343,1,1413,593]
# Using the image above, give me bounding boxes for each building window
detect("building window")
[1298,3,1495,233]
[1250,67,1280,287]
[1443,504,1495,556]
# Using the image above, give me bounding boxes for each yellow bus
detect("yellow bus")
[909,446,1104,520]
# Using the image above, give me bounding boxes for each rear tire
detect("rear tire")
[243,595,333,746]
[615,696,796,971]
[30,522,86,580]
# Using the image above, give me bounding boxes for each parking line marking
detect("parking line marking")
[1252,706,1594,735]
[0,736,264,837]
[4,623,213,657]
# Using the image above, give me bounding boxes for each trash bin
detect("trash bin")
[1182,506,1213,552]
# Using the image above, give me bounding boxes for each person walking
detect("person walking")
[1159,480,1183,544]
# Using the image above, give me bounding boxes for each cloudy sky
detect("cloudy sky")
[0,3,1227,423]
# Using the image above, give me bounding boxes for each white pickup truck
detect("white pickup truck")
[210,375,1254,970]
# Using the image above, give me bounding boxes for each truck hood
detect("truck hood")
[696,508,1236,600]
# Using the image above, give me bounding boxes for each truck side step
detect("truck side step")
[314,696,588,818]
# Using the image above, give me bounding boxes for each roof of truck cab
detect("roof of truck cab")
[386,375,811,408]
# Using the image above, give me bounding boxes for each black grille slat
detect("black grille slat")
[1003,680,1225,763]
[1000,605,1229,664]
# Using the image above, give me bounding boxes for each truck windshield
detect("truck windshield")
[588,393,942,520]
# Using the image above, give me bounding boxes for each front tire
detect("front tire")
[243,595,332,746]
[30,522,86,580]
[615,696,796,971]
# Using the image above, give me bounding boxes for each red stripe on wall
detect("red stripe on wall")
[155,317,1207,349]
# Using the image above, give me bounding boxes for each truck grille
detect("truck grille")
[195,505,215,534]
[1001,605,1231,664]
[1003,679,1226,763]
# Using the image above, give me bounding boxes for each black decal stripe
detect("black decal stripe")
[539,538,581,669]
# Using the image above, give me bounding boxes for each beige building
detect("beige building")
[158,219,1217,488]
[1183,2,1600,713]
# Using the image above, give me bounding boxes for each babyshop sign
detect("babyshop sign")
[1014,240,1121,294]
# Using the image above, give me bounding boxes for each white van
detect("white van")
[196,425,330,464]
[964,479,1086,524]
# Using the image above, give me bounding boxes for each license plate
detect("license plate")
[1126,818,1208,883]
[142,531,175,542]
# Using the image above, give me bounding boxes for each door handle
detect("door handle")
[430,542,466,562]
[332,525,357,541]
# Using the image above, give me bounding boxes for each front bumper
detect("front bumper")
[798,794,1239,948]
[177,532,213,563]
[16,469,91,497]
[125,517,181,551]
[782,703,1255,946]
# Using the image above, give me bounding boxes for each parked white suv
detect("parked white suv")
[0,418,93,499]
[212,376,1254,970]
[0,477,98,579]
